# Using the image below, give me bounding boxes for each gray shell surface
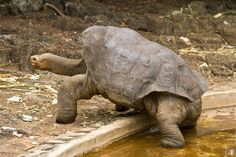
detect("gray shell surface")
[82,26,208,106]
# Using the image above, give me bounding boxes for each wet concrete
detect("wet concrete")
[85,106,236,157]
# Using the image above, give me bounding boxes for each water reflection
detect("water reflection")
[85,129,236,157]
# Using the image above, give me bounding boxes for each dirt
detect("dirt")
[0,0,236,156]
[0,69,120,157]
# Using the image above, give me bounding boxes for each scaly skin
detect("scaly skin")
[56,72,99,123]
[144,93,201,148]
[31,53,87,76]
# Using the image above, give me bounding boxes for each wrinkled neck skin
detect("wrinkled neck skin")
[44,54,87,76]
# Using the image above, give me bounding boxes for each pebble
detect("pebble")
[32,141,39,145]
[22,115,33,122]
[12,131,22,137]
[30,75,39,80]
[46,114,53,118]
[29,136,35,140]
[179,36,191,45]
[7,96,22,102]
[52,98,58,105]
[54,124,59,127]
[1,126,17,132]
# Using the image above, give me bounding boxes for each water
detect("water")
[86,129,236,157]
[85,107,236,157]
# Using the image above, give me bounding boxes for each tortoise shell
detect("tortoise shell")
[81,26,207,107]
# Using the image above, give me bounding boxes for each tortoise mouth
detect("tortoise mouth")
[30,56,42,69]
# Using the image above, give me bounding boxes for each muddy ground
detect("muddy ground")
[0,0,236,156]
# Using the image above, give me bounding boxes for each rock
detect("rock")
[0,4,9,16]
[52,17,86,31]
[29,135,35,140]
[7,96,22,102]
[189,1,208,15]
[171,14,215,35]
[156,35,185,53]
[46,114,53,118]
[12,130,22,137]
[8,0,43,15]
[0,48,11,64]
[146,14,215,36]
[32,141,39,145]
[187,33,225,50]
[1,126,23,137]
[146,15,173,35]
[126,14,148,31]
[137,2,167,15]
[217,16,236,45]
[172,10,182,16]
[209,65,233,76]
[179,37,191,45]
[80,0,109,16]
[1,126,17,132]
[22,114,33,122]
[30,74,39,80]
[52,98,58,105]
[206,53,236,71]
[206,1,227,14]
[84,14,118,26]
[64,1,87,18]
[200,63,208,69]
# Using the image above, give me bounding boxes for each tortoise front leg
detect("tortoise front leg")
[156,94,188,148]
[56,72,98,123]
[144,93,188,148]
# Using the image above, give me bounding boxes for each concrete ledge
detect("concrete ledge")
[19,89,236,157]
[19,114,156,157]
[202,89,236,109]
[45,114,155,157]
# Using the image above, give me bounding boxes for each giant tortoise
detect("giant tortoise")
[31,26,208,148]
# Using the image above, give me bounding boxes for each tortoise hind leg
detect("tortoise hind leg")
[56,72,98,123]
[182,99,202,129]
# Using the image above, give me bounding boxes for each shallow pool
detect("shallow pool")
[85,107,236,157]
[85,128,236,157]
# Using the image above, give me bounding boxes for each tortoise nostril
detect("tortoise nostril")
[31,56,37,61]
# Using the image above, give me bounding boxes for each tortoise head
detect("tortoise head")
[30,53,51,70]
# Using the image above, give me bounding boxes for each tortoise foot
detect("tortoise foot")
[56,114,77,124]
[161,138,185,148]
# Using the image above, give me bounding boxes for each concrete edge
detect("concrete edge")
[202,89,236,109]
[48,114,155,157]
[19,89,236,157]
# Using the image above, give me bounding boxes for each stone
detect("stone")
[189,1,208,15]
[8,0,43,15]
[209,65,233,76]
[206,53,236,72]
[0,4,9,16]
[187,33,225,50]
[217,17,236,45]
